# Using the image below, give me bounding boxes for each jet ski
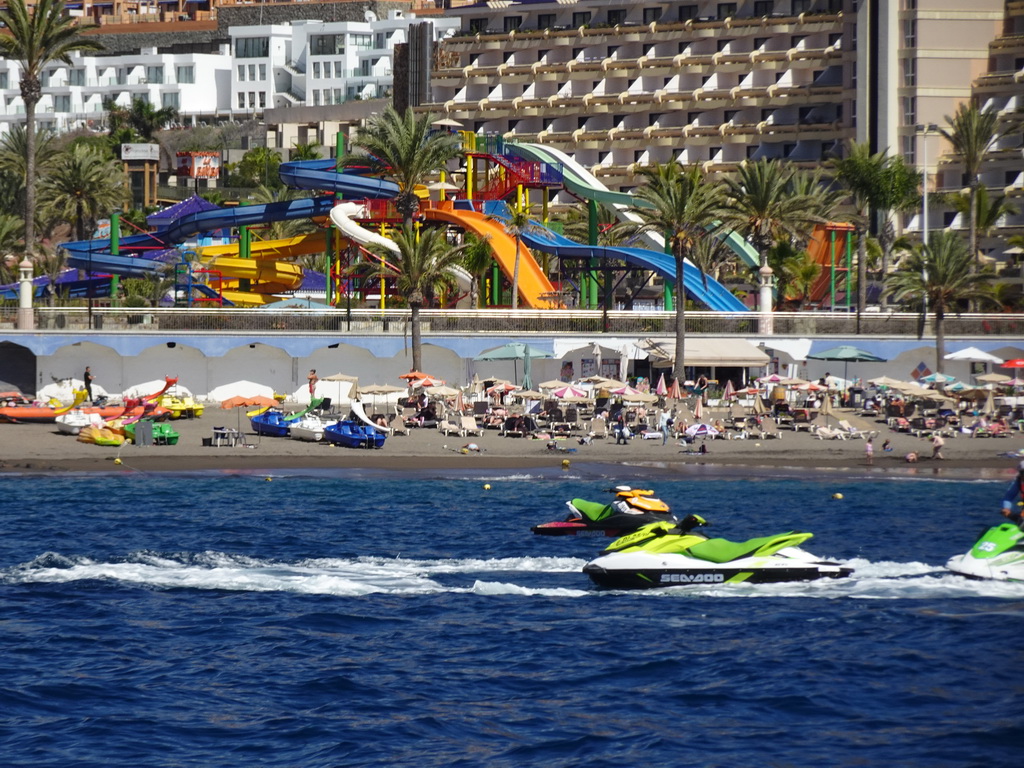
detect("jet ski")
[531,486,675,536]
[582,515,853,589]
[946,523,1024,582]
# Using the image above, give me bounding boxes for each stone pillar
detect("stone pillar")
[18,257,34,331]
[758,265,773,336]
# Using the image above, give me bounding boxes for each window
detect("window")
[360,60,371,77]
[903,95,916,124]
[0,72,6,89]
[162,92,179,110]
[725,109,740,122]
[235,37,269,58]
[258,92,266,109]
[717,38,732,51]
[334,89,342,104]
[677,5,697,21]
[469,18,486,33]
[53,94,71,112]
[237,64,245,82]
[754,1,773,15]
[572,11,591,27]
[538,13,555,28]
[248,92,256,109]
[829,32,842,47]
[176,66,194,84]
[902,134,915,164]
[259,64,267,81]
[578,117,588,128]
[503,16,522,32]
[607,9,626,25]
[351,34,372,50]
[310,34,345,55]
[237,92,245,109]
[145,66,163,84]
[312,89,320,106]
[643,7,661,24]
[792,0,811,12]
[717,3,737,18]
[755,37,769,49]
[248,64,256,81]
[902,57,916,87]
[69,69,86,86]
[903,19,916,47]
[313,62,321,78]
[335,62,344,78]
[375,33,386,49]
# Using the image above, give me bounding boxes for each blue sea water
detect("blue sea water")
[1,465,1022,768]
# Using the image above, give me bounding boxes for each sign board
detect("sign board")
[176,151,221,179]
[121,143,160,161]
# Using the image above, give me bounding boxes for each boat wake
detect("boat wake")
[4,551,1021,599]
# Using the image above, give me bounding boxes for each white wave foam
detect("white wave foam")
[471,580,589,597]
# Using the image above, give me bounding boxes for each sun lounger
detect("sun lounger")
[460,415,483,437]
[388,413,409,436]
[814,425,846,440]
[838,419,876,439]
[439,413,463,437]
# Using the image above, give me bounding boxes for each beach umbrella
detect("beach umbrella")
[867,375,906,388]
[537,379,564,390]
[752,394,767,415]
[667,378,682,400]
[808,345,887,388]
[474,342,553,390]
[757,374,783,384]
[654,372,668,397]
[552,385,587,399]
[611,385,642,397]
[220,394,278,430]
[975,372,1011,384]
[920,372,958,384]
[1003,359,1024,369]
[722,380,735,400]
[486,382,518,394]
[408,375,445,389]
[818,393,833,425]
[512,389,544,400]
[360,383,405,411]
[400,371,433,381]
[425,385,460,398]
[685,423,719,439]
[943,347,1004,365]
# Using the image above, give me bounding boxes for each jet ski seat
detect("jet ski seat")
[687,532,813,563]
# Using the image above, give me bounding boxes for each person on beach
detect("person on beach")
[931,433,945,460]
[882,439,892,452]
[1000,461,1024,523]
[905,451,918,463]
[615,413,629,445]
[307,369,318,396]
[865,437,874,465]
[83,366,94,400]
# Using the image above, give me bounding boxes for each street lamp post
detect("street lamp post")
[916,123,939,318]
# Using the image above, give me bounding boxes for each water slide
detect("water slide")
[802,223,854,307]
[196,232,328,306]
[479,201,747,312]
[511,143,761,269]
[423,205,561,309]
[350,398,389,433]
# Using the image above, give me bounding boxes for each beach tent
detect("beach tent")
[474,343,553,391]
[206,380,274,403]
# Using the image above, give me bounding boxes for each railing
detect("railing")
[9,308,1024,339]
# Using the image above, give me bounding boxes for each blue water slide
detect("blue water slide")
[478,202,747,312]
[60,161,397,276]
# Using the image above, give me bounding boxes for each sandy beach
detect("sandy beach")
[1,410,1021,478]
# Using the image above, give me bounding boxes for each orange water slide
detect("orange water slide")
[424,206,560,309]
[803,223,856,307]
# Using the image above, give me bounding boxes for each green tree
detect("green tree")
[247,185,315,240]
[104,97,178,141]
[461,232,494,309]
[0,0,103,255]
[873,155,921,309]
[290,141,322,161]
[342,106,461,226]
[0,124,59,235]
[620,162,727,382]
[226,146,282,188]
[884,230,994,372]
[501,205,534,310]
[941,102,1004,271]
[356,225,467,371]
[831,142,885,318]
[941,185,1017,246]
[39,144,127,241]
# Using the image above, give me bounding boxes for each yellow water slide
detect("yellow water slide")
[424,206,560,309]
[196,232,328,306]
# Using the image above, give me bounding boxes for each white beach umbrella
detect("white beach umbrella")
[206,380,275,403]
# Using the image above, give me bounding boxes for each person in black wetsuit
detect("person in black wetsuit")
[83,366,94,401]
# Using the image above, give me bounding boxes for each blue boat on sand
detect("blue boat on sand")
[250,397,325,438]
[324,420,386,449]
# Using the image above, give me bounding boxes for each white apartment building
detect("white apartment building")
[228,11,459,118]
[0,47,233,135]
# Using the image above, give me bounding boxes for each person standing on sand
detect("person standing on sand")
[865,437,874,465]
[931,433,945,460]
[307,369,318,397]
[83,366,94,401]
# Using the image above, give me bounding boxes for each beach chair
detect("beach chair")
[838,419,874,439]
[439,412,464,437]
[814,425,846,440]
[388,413,409,436]
[760,418,782,439]
[590,417,608,439]
[460,415,483,437]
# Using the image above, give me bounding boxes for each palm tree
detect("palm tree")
[461,232,494,309]
[831,142,885,318]
[942,185,1017,246]
[0,0,103,255]
[357,225,467,371]
[247,185,315,241]
[502,205,533,310]
[290,142,322,162]
[620,162,727,383]
[104,97,178,141]
[941,102,1004,271]
[722,158,825,267]
[39,144,127,241]
[884,230,994,372]
[785,249,824,310]
[0,124,59,237]
[342,106,461,226]
[870,156,921,309]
